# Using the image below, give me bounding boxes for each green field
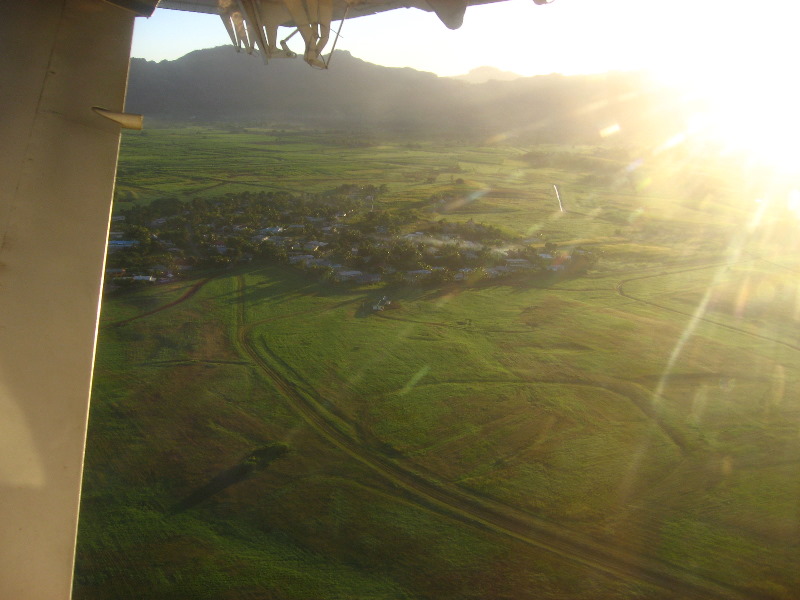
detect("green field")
[76,128,800,599]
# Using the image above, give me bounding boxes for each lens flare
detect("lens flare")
[599,123,620,138]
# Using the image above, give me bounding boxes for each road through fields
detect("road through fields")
[232,275,756,600]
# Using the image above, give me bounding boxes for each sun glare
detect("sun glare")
[684,71,800,175]
[645,2,800,175]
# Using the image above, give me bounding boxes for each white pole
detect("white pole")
[553,184,564,212]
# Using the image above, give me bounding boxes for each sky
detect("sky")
[132,0,799,171]
[132,0,798,79]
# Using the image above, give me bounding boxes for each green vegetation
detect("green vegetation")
[76,128,800,599]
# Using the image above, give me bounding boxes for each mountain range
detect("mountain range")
[450,66,523,83]
[126,46,689,143]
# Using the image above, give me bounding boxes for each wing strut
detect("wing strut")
[323,3,350,69]
[163,0,555,68]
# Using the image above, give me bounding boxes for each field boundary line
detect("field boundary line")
[616,261,800,353]
[233,275,753,600]
[105,276,217,327]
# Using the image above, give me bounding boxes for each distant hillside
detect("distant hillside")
[451,66,523,83]
[126,47,688,143]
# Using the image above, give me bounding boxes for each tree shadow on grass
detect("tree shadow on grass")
[170,442,289,514]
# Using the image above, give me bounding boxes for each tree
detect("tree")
[258,242,287,263]
[439,244,464,269]
[428,268,455,284]
[150,197,185,218]
[125,224,154,248]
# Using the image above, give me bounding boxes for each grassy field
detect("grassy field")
[76,128,800,599]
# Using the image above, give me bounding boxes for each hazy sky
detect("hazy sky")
[132,0,799,79]
[132,0,799,169]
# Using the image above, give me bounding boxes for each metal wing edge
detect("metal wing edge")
[156,0,515,23]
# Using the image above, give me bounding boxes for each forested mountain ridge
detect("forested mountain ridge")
[450,66,523,83]
[127,46,688,142]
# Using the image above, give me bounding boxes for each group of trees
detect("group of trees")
[123,190,364,230]
[108,186,598,289]
[425,218,514,244]
[109,187,374,273]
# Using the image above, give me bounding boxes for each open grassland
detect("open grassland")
[116,128,534,206]
[77,128,800,599]
[80,267,670,600]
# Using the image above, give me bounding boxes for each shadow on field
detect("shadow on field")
[170,442,289,514]
[500,272,575,294]
[355,301,375,318]
[220,275,361,307]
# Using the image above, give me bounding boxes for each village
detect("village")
[104,186,597,291]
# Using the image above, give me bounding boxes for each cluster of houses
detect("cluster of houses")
[104,193,596,291]
[247,221,391,283]
[253,219,583,285]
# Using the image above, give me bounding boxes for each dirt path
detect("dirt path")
[374,311,530,334]
[615,261,800,353]
[105,276,216,327]
[399,376,689,455]
[232,276,753,600]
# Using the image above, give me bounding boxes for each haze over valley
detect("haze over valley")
[127,46,689,145]
[73,45,800,600]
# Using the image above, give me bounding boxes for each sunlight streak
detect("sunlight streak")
[687,384,709,427]
[654,132,687,155]
[651,284,714,410]
[599,123,621,138]
[733,276,751,319]
[652,248,749,411]
[788,189,800,218]
[399,365,430,395]
[443,189,488,212]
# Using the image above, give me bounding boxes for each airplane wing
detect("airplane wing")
[158,0,551,68]
[159,0,546,24]
[0,2,138,599]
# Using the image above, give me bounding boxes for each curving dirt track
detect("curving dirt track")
[373,311,530,334]
[105,276,216,327]
[232,276,755,600]
[615,262,800,353]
